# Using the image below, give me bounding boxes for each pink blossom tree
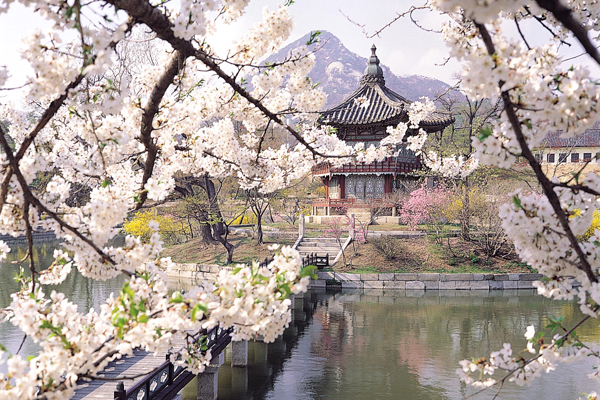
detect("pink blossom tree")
[399,186,448,230]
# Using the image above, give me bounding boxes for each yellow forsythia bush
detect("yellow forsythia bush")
[579,209,600,241]
[230,213,258,225]
[123,209,184,243]
[443,188,487,223]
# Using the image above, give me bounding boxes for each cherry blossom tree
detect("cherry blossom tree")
[399,185,448,230]
[0,1,426,398]
[373,0,600,397]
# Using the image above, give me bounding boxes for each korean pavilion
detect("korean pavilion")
[311,45,454,218]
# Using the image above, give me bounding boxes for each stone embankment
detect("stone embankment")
[166,263,545,291]
[0,231,56,244]
[312,272,544,290]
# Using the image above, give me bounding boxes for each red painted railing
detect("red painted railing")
[312,158,421,176]
[311,197,394,209]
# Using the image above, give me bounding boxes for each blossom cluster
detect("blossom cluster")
[0,0,341,398]
[422,0,600,394]
[457,324,594,389]
[423,152,479,179]
[0,239,309,398]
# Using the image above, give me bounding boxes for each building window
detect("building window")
[534,153,542,162]
[559,153,568,163]
[571,153,580,163]
[584,153,593,161]
[329,177,339,199]
[547,153,555,163]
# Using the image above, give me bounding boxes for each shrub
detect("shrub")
[371,236,403,260]
[399,186,448,230]
[123,209,185,244]
[579,209,600,241]
[230,212,258,225]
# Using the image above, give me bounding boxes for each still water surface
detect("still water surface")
[176,288,600,400]
[1,243,599,399]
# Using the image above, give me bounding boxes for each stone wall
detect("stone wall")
[0,231,56,244]
[167,263,548,291]
[312,272,546,290]
[166,263,226,283]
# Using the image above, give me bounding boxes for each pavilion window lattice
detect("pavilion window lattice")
[343,175,385,201]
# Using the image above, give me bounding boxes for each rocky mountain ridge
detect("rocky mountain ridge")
[265,31,460,109]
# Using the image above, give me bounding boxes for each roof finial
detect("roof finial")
[362,44,385,85]
[369,44,380,67]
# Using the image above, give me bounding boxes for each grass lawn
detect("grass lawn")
[340,236,533,274]
[162,228,533,275]
[161,233,293,264]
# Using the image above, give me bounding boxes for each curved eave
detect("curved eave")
[319,84,454,130]
[320,115,455,132]
[420,115,455,132]
[319,83,408,126]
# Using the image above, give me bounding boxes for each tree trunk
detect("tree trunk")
[256,221,264,245]
[200,221,215,244]
[200,175,233,262]
[460,181,471,241]
[212,225,234,264]
[174,180,217,246]
[202,175,226,235]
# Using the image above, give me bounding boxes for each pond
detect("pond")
[175,288,600,400]
[1,244,598,399]
[0,241,128,360]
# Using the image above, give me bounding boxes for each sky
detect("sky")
[1,0,599,99]
[0,0,459,95]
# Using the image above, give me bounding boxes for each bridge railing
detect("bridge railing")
[302,253,329,269]
[114,325,232,400]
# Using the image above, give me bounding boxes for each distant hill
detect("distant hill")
[265,31,462,109]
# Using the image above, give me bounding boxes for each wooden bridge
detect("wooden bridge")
[73,326,232,400]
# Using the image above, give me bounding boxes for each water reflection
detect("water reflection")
[176,289,600,400]
[2,252,599,400]
[0,241,128,361]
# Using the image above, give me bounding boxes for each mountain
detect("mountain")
[265,31,461,109]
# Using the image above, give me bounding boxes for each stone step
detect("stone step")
[301,238,345,243]
[298,241,344,247]
[297,246,340,253]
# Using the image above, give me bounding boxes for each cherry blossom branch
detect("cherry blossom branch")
[136,50,189,209]
[465,311,596,399]
[475,21,597,284]
[552,182,600,197]
[23,201,36,292]
[521,6,572,47]
[534,0,600,64]
[341,5,432,38]
[0,21,133,211]
[0,130,124,273]
[106,0,347,160]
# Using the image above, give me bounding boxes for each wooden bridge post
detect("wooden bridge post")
[231,340,248,367]
[114,381,125,400]
[299,214,305,238]
[197,352,224,400]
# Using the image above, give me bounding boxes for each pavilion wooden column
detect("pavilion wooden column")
[339,176,346,199]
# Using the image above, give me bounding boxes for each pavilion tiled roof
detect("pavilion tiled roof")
[318,45,454,130]
[542,124,600,148]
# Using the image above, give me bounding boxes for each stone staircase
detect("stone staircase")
[295,237,348,265]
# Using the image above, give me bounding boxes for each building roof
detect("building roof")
[318,45,454,130]
[542,124,600,148]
